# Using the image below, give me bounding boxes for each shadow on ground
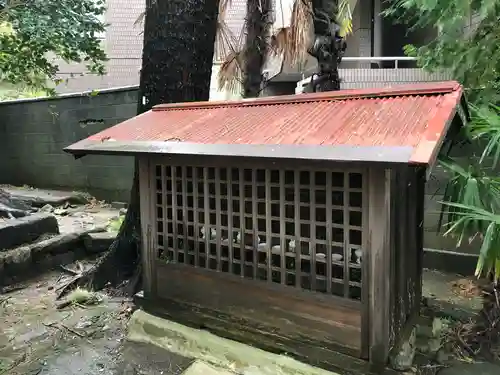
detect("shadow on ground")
[0,269,193,375]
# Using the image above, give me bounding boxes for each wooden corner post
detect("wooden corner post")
[138,156,156,298]
[367,168,392,371]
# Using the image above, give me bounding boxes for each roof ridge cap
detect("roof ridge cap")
[152,81,462,112]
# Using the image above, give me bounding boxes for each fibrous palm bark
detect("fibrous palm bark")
[59,0,220,296]
[219,0,352,97]
[242,0,272,97]
[307,0,347,92]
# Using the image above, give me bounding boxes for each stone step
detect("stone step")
[0,227,115,286]
[82,231,117,254]
[0,213,59,251]
[2,187,88,208]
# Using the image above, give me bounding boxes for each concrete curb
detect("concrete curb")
[127,309,339,375]
[423,248,477,276]
[0,213,59,251]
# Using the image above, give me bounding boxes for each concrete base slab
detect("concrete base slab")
[0,213,59,251]
[2,187,88,208]
[127,309,339,375]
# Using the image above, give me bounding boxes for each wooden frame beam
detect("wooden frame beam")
[368,168,392,371]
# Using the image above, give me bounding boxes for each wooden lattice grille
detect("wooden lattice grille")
[154,165,364,300]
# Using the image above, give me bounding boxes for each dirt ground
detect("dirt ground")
[0,189,196,375]
[0,267,194,375]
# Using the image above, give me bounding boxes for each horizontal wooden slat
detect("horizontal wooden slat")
[156,262,362,354]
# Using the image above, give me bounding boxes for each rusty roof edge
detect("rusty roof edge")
[152,81,463,111]
[409,86,466,174]
[64,140,417,165]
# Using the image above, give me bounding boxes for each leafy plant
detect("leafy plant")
[107,216,124,233]
[0,0,107,92]
[467,103,500,166]
[437,109,500,279]
[384,0,500,103]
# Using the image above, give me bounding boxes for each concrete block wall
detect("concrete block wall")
[0,87,138,201]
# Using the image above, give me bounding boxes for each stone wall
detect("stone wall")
[0,87,138,202]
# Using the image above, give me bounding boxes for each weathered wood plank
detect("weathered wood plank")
[415,167,426,314]
[361,169,370,359]
[156,262,362,354]
[138,157,155,297]
[368,168,392,371]
[139,295,397,375]
[193,167,200,267]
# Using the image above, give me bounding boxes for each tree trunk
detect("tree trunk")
[243,0,272,97]
[61,0,219,295]
[307,0,346,92]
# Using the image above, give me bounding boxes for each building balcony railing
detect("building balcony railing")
[290,57,452,93]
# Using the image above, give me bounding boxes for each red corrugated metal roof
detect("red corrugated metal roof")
[66,81,466,165]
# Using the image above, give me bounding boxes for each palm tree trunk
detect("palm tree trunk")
[308,0,346,92]
[59,0,220,296]
[243,0,272,97]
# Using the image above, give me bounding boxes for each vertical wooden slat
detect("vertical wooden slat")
[279,170,286,285]
[294,170,301,288]
[181,166,189,258]
[343,172,350,298]
[326,172,333,294]
[398,167,409,333]
[193,167,199,267]
[227,167,234,274]
[368,168,392,372]
[161,163,168,255]
[404,167,412,319]
[239,168,245,277]
[203,167,210,269]
[171,166,179,263]
[389,170,398,347]
[361,169,371,359]
[138,157,155,297]
[414,167,426,315]
[215,168,222,271]
[252,169,258,280]
[265,169,272,283]
[309,172,316,291]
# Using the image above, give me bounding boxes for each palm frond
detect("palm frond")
[216,0,246,93]
[269,26,290,58]
[468,102,500,169]
[270,0,355,68]
[219,0,232,14]
[439,200,500,278]
[133,11,145,27]
[217,49,244,93]
[283,0,313,68]
[337,0,356,37]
